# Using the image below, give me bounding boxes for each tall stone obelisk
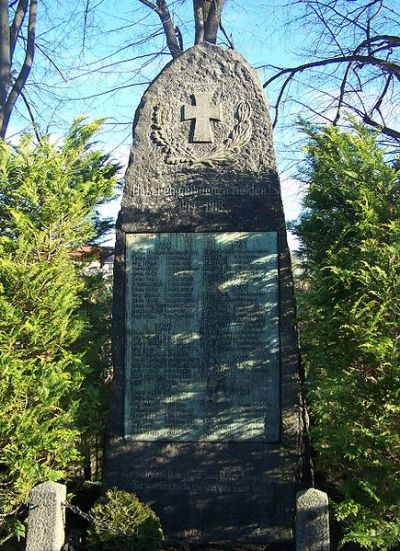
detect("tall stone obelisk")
[104,43,310,545]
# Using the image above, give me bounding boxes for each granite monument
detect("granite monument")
[104,42,312,546]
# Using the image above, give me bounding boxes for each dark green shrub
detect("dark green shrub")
[87,489,163,550]
[294,122,400,549]
[0,119,117,545]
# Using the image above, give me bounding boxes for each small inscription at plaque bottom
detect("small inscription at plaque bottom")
[125,232,279,442]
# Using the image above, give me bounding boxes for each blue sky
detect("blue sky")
[10,0,307,246]
[12,0,399,155]
[15,1,304,142]
[10,0,398,248]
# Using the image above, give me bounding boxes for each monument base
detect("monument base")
[104,440,300,545]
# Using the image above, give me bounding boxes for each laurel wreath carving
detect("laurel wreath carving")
[151,101,253,166]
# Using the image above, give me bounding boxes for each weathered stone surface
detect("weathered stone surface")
[26,482,66,551]
[104,42,308,545]
[296,489,330,550]
[119,42,279,234]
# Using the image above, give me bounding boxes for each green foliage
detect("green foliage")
[0,119,117,544]
[294,122,400,549]
[87,489,164,551]
[76,267,113,480]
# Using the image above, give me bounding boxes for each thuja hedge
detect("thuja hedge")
[0,119,117,545]
[294,122,400,549]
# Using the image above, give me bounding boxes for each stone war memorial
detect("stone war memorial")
[104,43,329,548]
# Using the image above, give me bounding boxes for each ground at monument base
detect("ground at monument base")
[162,544,294,550]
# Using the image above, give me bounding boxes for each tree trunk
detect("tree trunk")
[0,0,36,139]
[194,0,225,45]
[203,0,225,44]
[193,0,205,44]
[142,0,225,53]
[138,0,182,58]
[0,0,11,136]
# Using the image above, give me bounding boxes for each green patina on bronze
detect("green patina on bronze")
[124,231,279,442]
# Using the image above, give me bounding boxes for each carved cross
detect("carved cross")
[183,93,222,143]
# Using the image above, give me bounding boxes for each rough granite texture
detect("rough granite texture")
[296,489,330,551]
[26,482,66,551]
[119,42,279,233]
[104,43,310,546]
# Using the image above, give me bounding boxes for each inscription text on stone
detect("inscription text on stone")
[124,232,279,442]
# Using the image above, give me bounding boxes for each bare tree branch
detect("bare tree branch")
[64,81,150,101]
[333,62,353,125]
[139,0,225,52]
[34,42,67,82]
[0,0,11,115]
[137,0,157,11]
[1,0,37,138]
[19,87,41,142]
[271,70,295,129]
[366,0,383,47]
[273,2,398,149]
[263,54,400,90]
[138,0,182,58]
[82,0,91,52]
[9,0,28,61]
[356,34,400,53]
[370,73,393,121]
[292,98,333,123]
[219,20,233,49]
[308,1,344,55]
[154,0,181,58]
[338,34,400,112]
[358,112,400,141]
[175,25,183,52]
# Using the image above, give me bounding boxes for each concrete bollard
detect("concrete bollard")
[296,488,330,551]
[26,481,66,551]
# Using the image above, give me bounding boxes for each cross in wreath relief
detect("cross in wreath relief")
[183,93,222,143]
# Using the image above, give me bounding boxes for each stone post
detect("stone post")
[26,481,66,551]
[296,488,330,551]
